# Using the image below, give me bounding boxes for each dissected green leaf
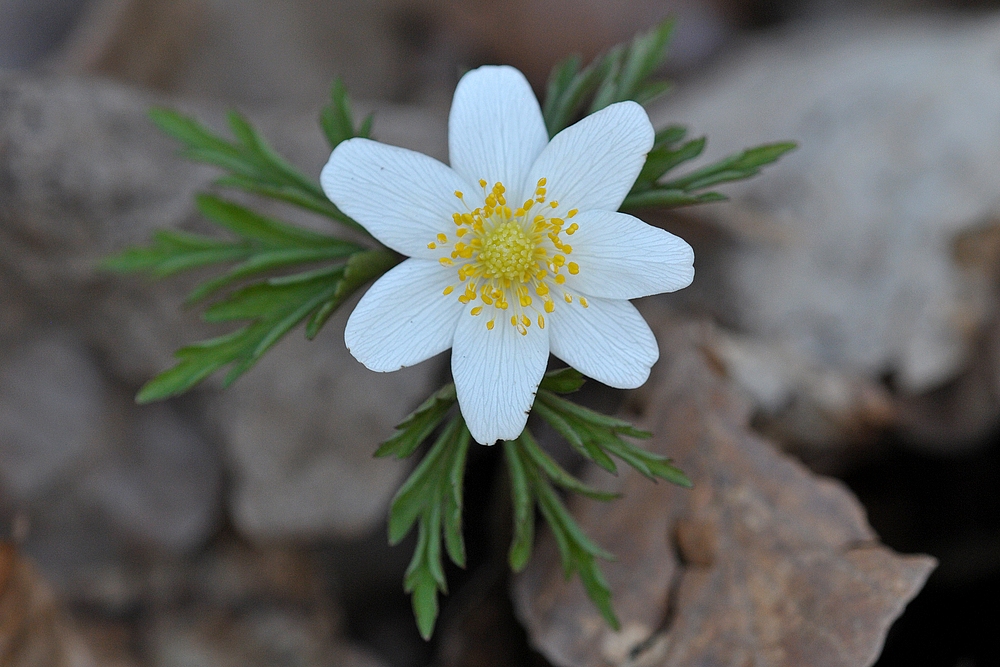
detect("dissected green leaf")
[100,229,252,277]
[136,266,345,402]
[542,17,674,136]
[659,141,798,192]
[321,78,374,150]
[503,440,535,572]
[149,107,364,231]
[516,430,619,501]
[538,367,586,394]
[375,383,458,459]
[532,388,690,489]
[506,434,620,629]
[621,188,727,211]
[389,415,472,640]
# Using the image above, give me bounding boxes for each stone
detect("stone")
[514,311,935,667]
[213,298,441,541]
[648,16,1000,448]
[0,543,96,667]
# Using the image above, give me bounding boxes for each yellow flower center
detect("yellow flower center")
[479,221,535,281]
[429,178,587,335]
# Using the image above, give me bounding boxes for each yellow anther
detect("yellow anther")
[523,200,534,209]
[510,315,517,327]
[553,255,566,267]
[503,206,512,218]
[498,301,509,310]
[439,258,453,266]
[437,233,448,243]
[455,190,463,199]
[563,245,573,254]
[538,315,545,329]
[443,285,454,295]
[521,315,531,327]
[479,179,487,188]
[486,194,497,207]
[567,223,579,235]
[555,274,566,284]
[471,306,483,316]
[519,294,532,307]
[427,242,437,249]
[568,262,579,275]
[459,295,470,304]
[535,283,549,296]
[567,209,578,218]
[536,187,546,196]
[579,297,589,308]
[482,294,493,305]
[486,320,495,330]
[514,208,525,217]
[456,228,468,237]
[550,201,559,208]
[544,299,555,313]
[564,293,573,303]
[537,177,547,186]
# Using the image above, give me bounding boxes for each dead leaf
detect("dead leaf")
[0,543,94,667]
[513,312,936,667]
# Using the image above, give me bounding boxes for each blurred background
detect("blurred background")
[2,0,1000,665]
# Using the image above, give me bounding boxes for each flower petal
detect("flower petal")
[321,138,469,258]
[448,65,549,201]
[526,101,654,215]
[561,210,694,299]
[451,311,549,445]
[345,258,463,371]
[548,297,658,389]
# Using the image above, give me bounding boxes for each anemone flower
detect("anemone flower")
[321,65,694,445]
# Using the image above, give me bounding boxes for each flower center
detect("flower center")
[429,179,587,335]
[479,221,535,281]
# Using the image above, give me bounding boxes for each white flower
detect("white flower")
[321,65,694,445]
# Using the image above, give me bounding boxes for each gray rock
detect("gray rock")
[650,17,1000,447]
[147,609,388,667]
[213,299,440,541]
[0,331,107,500]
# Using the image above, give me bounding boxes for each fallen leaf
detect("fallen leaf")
[513,312,936,667]
[0,542,94,667]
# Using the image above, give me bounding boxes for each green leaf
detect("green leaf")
[542,16,674,136]
[507,435,620,629]
[100,229,252,277]
[532,389,688,490]
[633,137,706,189]
[305,248,401,339]
[135,265,345,402]
[375,383,458,459]
[659,141,798,192]
[320,78,374,150]
[388,414,471,640]
[517,430,619,501]
[503,440,535,572]
[538,367,586,394]
[620,188,726,211]
[149,107,365,232]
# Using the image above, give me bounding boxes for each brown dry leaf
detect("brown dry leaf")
[0,542,94,667]
[513,312,936,667]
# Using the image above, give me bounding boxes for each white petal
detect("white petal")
[526,101,654,215]
[448,65,549,201]
[548,297,658,389]
[451,311,550,445]
[345,259,463,371]
[561,210,694,299]
[321,138,469,259]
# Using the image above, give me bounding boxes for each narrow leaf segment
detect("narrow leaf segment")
[387,414,472,640]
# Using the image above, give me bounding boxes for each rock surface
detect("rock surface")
[650,17,1000,449]
[514,310,935,667]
